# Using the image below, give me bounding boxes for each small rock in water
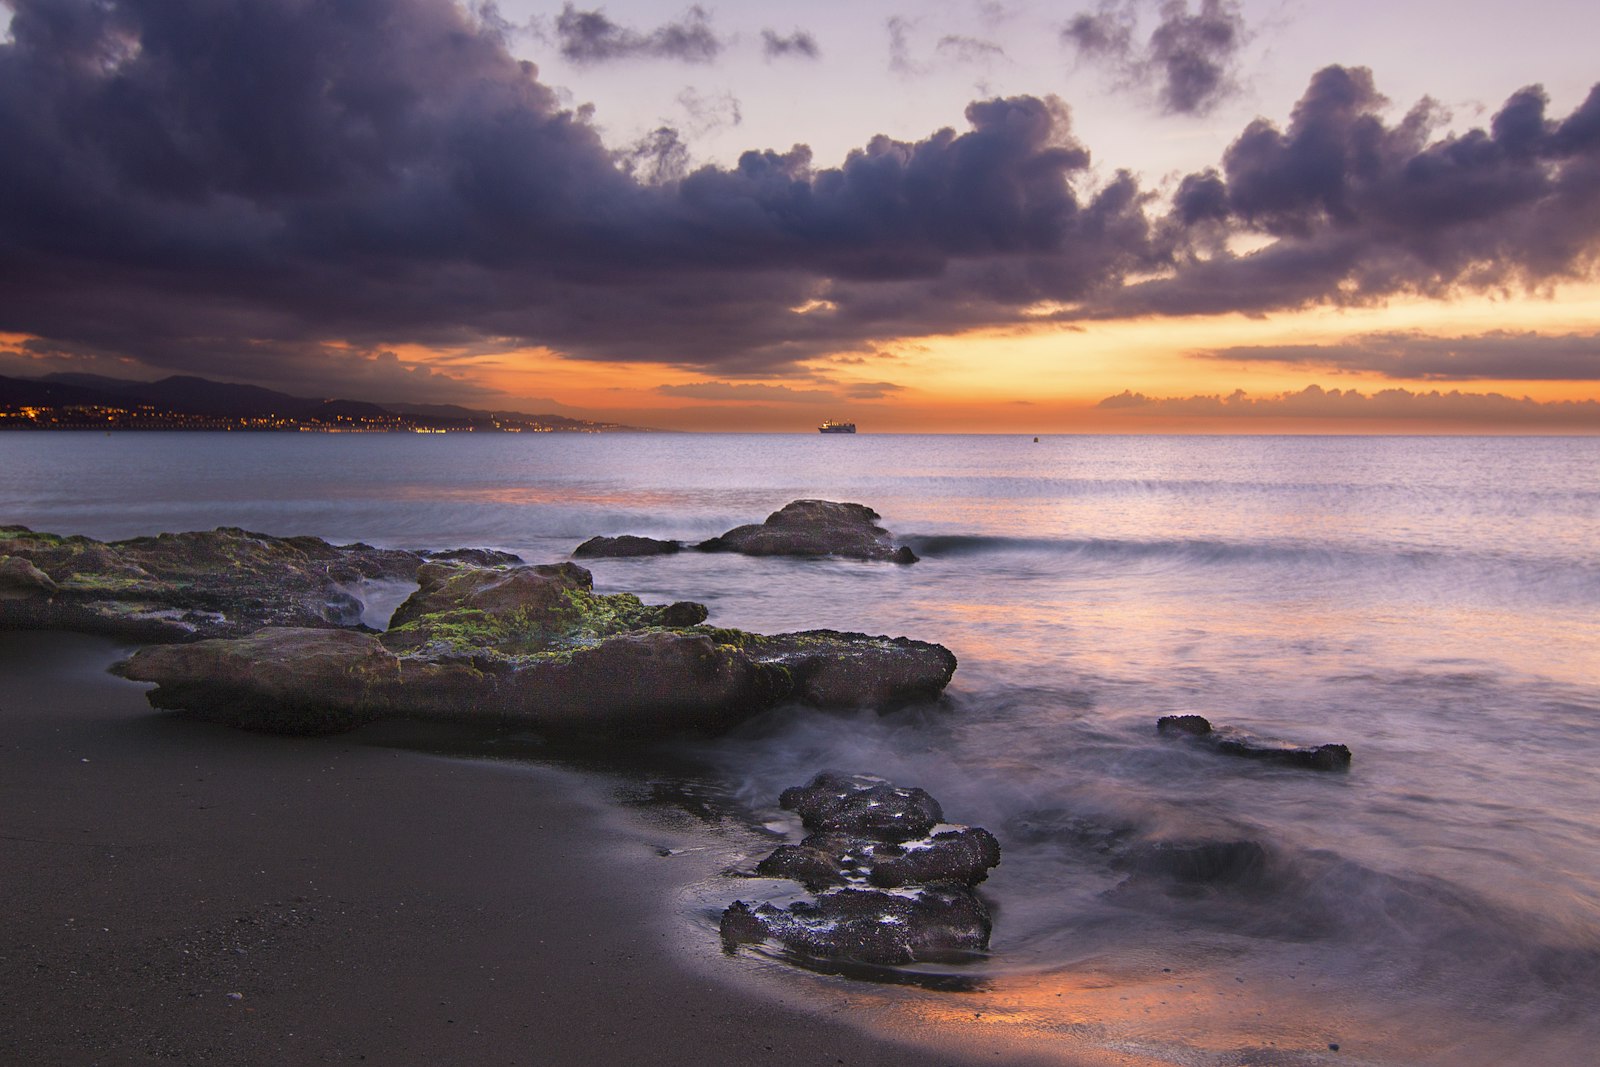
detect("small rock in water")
[695,500,918,563]
[572,535,682,559]
[1156,714,1352,771]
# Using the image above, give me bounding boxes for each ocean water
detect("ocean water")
[4,431,1598,1064]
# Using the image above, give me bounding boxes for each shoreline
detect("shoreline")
[0,629,1054,1067]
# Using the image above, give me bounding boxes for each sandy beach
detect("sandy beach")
[0,629,1037,1067]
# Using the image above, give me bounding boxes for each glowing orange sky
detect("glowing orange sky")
[399,282,1600,433]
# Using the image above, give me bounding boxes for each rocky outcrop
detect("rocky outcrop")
[118,625,791,736]
[725,630,957,709]
[115,565,957,736]
[722,774,999,967]
[696,500,917,564]
[1157,714,1352,771]
[6,525,956,737]
[0,526,433,641]
[572,535,681,558]
[0,555,59,599]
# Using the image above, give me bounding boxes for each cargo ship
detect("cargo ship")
[818,420,856,434]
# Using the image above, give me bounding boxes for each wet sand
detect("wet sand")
[0,629,1042,1067]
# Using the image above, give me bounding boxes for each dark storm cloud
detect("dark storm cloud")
[1111,68,1600,318]
[1063,0,1246,115]
[1099,385,1600,426]
[1,0,1598,397]
[555,3,722,65]
[761,29,820,60]
[1194,330,1600,381]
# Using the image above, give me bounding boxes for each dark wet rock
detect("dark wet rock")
[756,844,850,889]
[695,500,917,564]
[760,827,1002,890]
[115,564,954,737]
[0,525,423,641]
[1156,713,1213,737]
[573,535,681,558]
[779,772,945,842]
[1157,714,1352,771]
[720,884,991,966]
[727,774,999,969]
[861,828,1003,888]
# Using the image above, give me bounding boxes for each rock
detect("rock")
[755,844,850,889]
[725,774,1000,969]
[1157,714,1352,771]
[114,564,955,737]
[572,535,681,558]
[779,772,944,842]
[759,827,1002,890]
[0,526,422,640]
[116,625,791,736]
[742,631,957,709]
[719,884,991,966]
[0,554,58,599]
[696,500,917,563]
[117,628,405,735]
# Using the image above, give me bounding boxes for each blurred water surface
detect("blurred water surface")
[4,431,1598,1064]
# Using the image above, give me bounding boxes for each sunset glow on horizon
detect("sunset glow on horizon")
[2,0,1597,432]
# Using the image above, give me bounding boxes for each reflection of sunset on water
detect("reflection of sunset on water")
[838,960,1422,1066]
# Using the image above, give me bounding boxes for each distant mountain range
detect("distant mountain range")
[0,373,642,432]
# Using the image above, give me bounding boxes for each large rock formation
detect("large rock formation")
[696,500,917,564]
[0,525,436,640]
[114,564,957,736]
[722,773,1000,967]
[1157,714,1352,771]
[4,525,957,737]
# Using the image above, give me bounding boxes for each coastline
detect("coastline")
[0,629,1051,1067]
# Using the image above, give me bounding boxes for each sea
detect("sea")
[3,431,1598,1066]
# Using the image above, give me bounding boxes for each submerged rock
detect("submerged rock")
[723,773,1000,968]
[572,535,681,558]
[696,500,917,564]
[115,563,957,736]
[1157,714,1352,771]
[1113,837,1273,888]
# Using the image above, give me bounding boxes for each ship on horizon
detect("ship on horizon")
[818,419,856,434]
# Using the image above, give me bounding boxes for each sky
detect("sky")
[1,0,1598,432]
